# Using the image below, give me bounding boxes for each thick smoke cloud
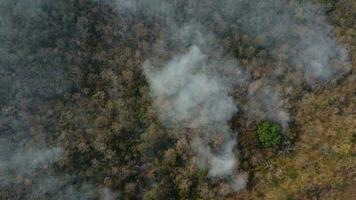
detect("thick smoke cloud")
[144,46,237,129]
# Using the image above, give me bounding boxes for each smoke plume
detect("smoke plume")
[0,0,350,198]
[223,0,350,83]
[115,0,350,191]
[144,45,240,178]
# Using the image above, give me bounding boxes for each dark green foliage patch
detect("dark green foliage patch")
[257,121,282,148]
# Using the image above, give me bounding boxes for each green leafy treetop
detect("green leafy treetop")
[257,121,282,148]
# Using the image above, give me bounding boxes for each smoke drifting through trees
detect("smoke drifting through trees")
[231,0,350,83]
[0,1,118,199]
[0,0,350,199]
[114,0,350,191]
[144,46,240,181]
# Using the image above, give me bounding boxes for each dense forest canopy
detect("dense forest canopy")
[0,0,355,199]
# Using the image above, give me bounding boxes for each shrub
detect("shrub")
[257,121,281,148]
[286,167,299,179]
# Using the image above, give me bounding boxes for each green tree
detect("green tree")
[257,121,281,148]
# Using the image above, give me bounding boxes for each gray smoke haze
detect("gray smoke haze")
[113,0,351,82]
[0,1,119,199]
[113,0,243,183]
[144,46,237,129]
[144,45,239,178]
[0,142,119,199]
[224,0,350,84]
[113,0,172,15]
[144,42,247,193]
[245,81,290,130]
[115,0,350,192]
[0,108,119,199]
[0,144,62,186]
[0,0,350,198]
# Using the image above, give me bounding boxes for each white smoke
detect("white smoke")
[144,46,237,128]
[144,46,239,178]
[193,137,237,177]
[118,0,350,192]
[0,0,348,197]
[0,139,120,199]
[229,0,350,84]
[245,81,290,130]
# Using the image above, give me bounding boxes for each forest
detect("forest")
[0,0,355,199]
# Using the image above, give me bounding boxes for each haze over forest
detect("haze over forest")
[0,0,355,199]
